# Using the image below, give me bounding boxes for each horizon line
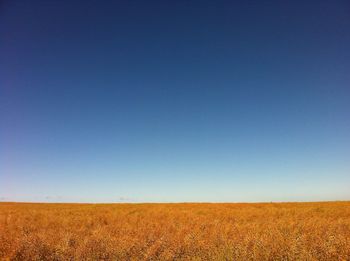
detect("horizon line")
[1,200,349,204]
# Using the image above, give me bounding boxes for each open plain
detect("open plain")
[0,202,349,260]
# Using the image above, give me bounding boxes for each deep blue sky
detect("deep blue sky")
[1,1,349,202]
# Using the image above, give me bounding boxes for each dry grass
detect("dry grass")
[0,202,349,260]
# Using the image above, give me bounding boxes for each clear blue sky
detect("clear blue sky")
[1,1,349,202]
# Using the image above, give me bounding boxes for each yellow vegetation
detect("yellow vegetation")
[0,202,349,260]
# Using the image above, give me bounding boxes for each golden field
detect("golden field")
[0,202,349,260]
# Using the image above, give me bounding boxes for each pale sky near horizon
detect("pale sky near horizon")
[1,0,350,202]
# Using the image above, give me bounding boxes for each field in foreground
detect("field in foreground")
[0,202,349,260]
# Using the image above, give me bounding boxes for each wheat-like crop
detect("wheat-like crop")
[0,202,349,260]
